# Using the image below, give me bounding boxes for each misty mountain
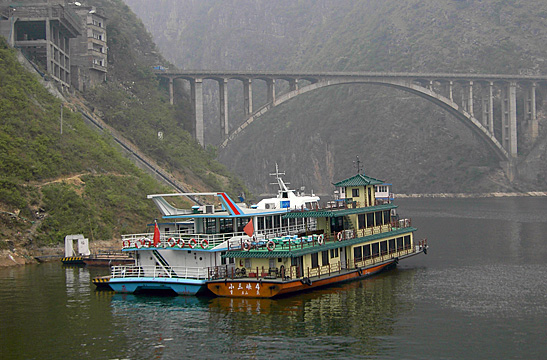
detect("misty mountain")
[124,0,547,195]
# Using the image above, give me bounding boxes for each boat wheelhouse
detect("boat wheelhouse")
[206,172,427,298]
[255,164,320,210]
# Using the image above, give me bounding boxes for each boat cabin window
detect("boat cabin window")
[389,239,396,253]
[372,243,379,257]
[366,213,374,228]
[380,241,388,256]
[368,187,373,206]
[257,217,265,231]
[219,218,234,233]
[330,217,344,233]
[352,188,359,197]
[281,191,288,198]
[322,251,329,266]
[404,235,411,249]
[363,244,371,259]
[205,218,216,234]
[375,213,382,226]
[330,248,339,258]
[221,251,226,265]
[397,237,403,250]
[383,210,391,224]
[311,253,319,268]
[353,247,362,262]
[236,217,251,232]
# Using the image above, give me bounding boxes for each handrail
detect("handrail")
[110,265,208,280]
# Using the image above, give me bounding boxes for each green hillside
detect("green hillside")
[0,0,249,252]
[0,36,167,247]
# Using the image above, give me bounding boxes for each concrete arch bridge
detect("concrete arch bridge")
[156,71,547,178]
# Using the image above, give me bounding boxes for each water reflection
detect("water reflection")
[106,269,417,358]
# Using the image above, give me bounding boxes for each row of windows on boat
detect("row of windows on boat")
[200,216,313,234]
[192,210,395,235]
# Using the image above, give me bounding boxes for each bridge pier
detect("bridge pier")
[218,78,229,138]
[169,77,174,105]
[481,82,494,134]
[190,78,204,146]
[266,79,276,104]
[501,82,518,157]
[524,82,538,141]
[243,78,253,116]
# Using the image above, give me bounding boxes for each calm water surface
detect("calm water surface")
[1,197,546,359]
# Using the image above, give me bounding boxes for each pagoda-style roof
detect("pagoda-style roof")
[333,173,384,187]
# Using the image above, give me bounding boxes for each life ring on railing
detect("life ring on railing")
[188,238,197,249]
[266,240,275,251]
[135,240,142,249]
[177,239,185,248]
[201,239,209,249]
[242,241,251,251]
[317,234,324,245]
[168,237,176,247]
[123,240,130,248]
[337,231,343,241]
[142,239,151,248]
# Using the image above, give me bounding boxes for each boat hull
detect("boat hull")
[108,277,208,296]
[207,260,396,298]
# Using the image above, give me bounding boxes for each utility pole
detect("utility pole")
[60,103,63,135]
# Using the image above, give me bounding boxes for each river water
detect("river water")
[1,197,546,359]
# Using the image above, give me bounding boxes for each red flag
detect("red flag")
[243,219,254,237]
[153,221,160,246]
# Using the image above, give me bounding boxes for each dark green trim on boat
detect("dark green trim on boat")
[222,227,416,259]
[282,203,397,219]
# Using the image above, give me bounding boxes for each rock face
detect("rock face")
[124,0,547,194]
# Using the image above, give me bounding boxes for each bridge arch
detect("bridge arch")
[220,78,509,161]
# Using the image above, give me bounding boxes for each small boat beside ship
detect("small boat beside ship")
[101,167,427,298]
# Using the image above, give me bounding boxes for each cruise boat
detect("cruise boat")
[106,191,314,295]
[105,167,321,295]
[206,171,427,298]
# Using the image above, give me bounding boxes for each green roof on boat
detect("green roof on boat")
[283,203,397,219]
[332,173,384,187]
[222,227,416,259]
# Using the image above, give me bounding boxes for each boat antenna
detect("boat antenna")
[270,163,290,192]
[353,156,362,174]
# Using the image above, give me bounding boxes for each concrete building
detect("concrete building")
[0,1,81,88]
[69,2,107,91]
[0,0,107,91]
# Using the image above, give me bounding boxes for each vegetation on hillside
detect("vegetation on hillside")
[0,36,173,246]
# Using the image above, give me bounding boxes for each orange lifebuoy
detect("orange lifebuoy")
[135,240,142,249]
[177,239,185,248]
[337,232,343,241]
[317,234,324,245]
[188,238,197,249]
[266,240,275,251]
[201,239,209,249]
[123,240,130,248]
[168,237,176,247]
